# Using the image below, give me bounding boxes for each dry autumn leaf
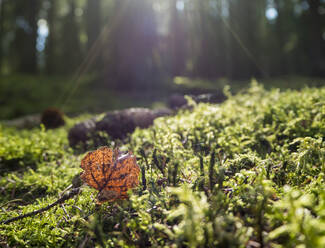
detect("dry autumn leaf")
[80,146,140,204]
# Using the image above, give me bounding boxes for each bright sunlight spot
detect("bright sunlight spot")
[36,19,49,52]
[266,7,278,20]
[176,0,185,11]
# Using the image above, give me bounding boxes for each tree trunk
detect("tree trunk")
[46,1,57,74]
[60,0,82,74]
[85,0,101,71]
[86,0,101,51]
[169,0,186,77]
[307,0,324,76]
[15,0,40,74]
[0,0,4,72]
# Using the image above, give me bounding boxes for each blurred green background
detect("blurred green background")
[0,0,324,119]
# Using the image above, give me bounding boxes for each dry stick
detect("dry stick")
[141,165,147,191]
[209,151,216,192]
[152,149,165,176]
[0,199,26,208]
[1,188,80,225]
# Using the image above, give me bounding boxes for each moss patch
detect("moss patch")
[1,82,325,247]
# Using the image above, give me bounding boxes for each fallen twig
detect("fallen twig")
[1,187,80,225]
[0,199,26,208]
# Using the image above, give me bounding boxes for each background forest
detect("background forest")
[0,0,325,118]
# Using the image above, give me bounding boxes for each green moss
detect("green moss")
[1,82,325,247]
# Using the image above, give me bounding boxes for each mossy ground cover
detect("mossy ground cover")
[1,82,325,247]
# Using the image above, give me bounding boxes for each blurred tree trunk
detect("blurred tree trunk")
[196,0,214,78]
[307,0,324,76]
[190,0,219,79]
[274,0,286,75]
[26,0,39,74]
[274,0,297,76]
[0,0,4,71]
[86,0,101,51]
[215,0,228,78]
[46,1,57,74]
[229,0,264,79]
[169,0,186,77]
[14,0,40,74]
[102,0,123,89]
[218,1,234,79]
[228,0,248,79]
[85,0,101,71]
[254,0,268,77]
[60,0,82,74]
[112,0,158,90]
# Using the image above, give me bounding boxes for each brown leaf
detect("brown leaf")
[80,146,140,204]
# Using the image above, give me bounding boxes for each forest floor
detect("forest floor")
[0,81,325,247]
[1,74,324,120]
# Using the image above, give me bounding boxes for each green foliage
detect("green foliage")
[268,185,325,247]
[0,125,67,173]
[1,83,325,247]
[165,185,251,247]
[0,74,94,119]
[0,74,161,120]
[173,75,325,93]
